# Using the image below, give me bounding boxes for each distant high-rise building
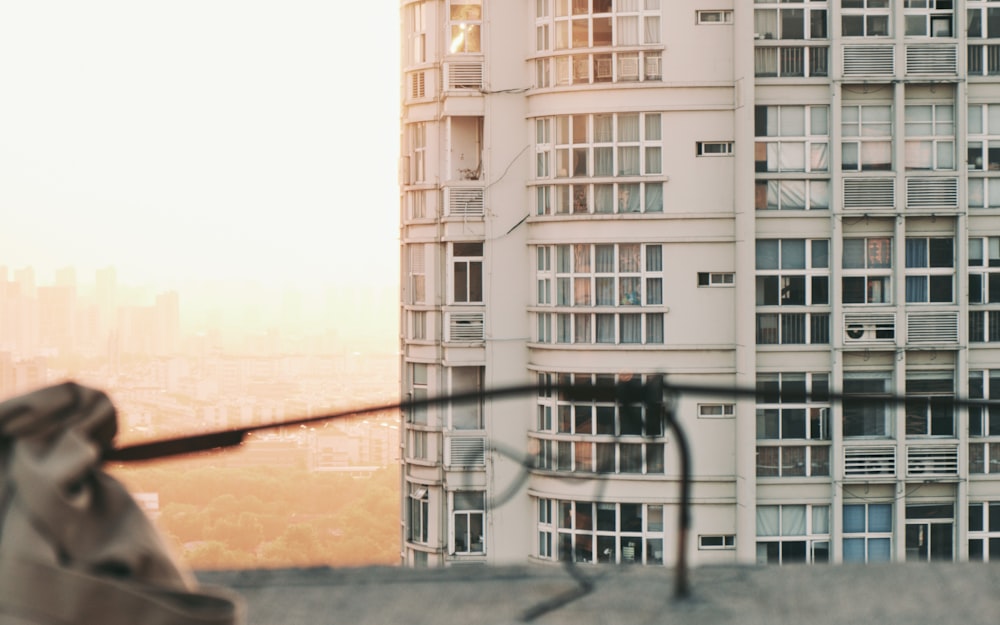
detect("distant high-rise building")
[400,0,1000,568]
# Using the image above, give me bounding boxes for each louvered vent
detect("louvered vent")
[843,312,895,343]
[843,178,894,209]
[906,312,958,344]
[448,313,484,342]
[410,71,426,99]
[448,437,485,466]
[843,45,894,76]
[447,62,483,89]
[906,445,958,476]
[844,446,896,477]
[448,187,484,216]
[906,177,958,208]
[906,44,957,75]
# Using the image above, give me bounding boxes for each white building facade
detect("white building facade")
[399,0,1000,568]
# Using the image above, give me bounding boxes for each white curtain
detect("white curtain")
[644,182,663,212]
[595,245,615,273]
[755,9,778,39]
[757,506,780,536]
[643,16,660,44]
[781,506,807,536]
[595,115,614,142]
[810,179,830,209]
[618,147,640,175]
[595,184,614,212]
[620,314,642,343]
[595,147,614,175]
[779,179,806,209]
[618,113,640,141]
[645,146,661,174]
[645,313,663,343]
[646,278,662,305]
[596,314,615,342]
[617,15,638,45]
[644,113,661,140]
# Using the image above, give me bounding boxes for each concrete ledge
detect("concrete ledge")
[197,562,1000,625]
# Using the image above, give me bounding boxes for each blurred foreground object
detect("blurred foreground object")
[0,382,241,625]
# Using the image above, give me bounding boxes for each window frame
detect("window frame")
[756,504,830,565]
[755,372,831,478]
[451,241,484,305]
[843,502,893,563]
[448,0,482,54]
[904,237,954,304]
[841,104,893,171]
[538,498,666,565]
[968,501,1000,561]
[841,0,892,38]
[842,236,893,305]
[842,370,893,438]
[904,104,956,171]
[755,105,830,174]
[451,490,486,555]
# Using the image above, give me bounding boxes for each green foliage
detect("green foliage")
[111,464,400,569]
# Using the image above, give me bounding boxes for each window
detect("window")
[533,112,664,214]
[452,242,483,304]
[410,310,427,341]
[539,498,665,565]
[755,179,830,211]
[699,535,736,549]
[449,366,484,429]
[755,105,830,173]
[842,371,892,438]
[408,244,426,304]
[755,239,830,345]
[407,363,429,425]
[696,141,733,156]
[756,373,831,477]
[903,0,953,38]
[535,244,664,345]
[968,371,1000,474]
[842,105,892,171]
[408,430,428,460]
[409,122,427,183]
[408,485,429,544]
[905,237,954,303]
[754,1,828,40]
[697,10,732,25]
[968,502,1000,561]
[905,504,953,562]
[405,1,427,64]
[534,0,662,86]
[904,370,954,437]
[841,0,891,37]
[971,239,1000,341]
[756,504,830,564]
[698,272,734,286]
[842,237,892,304]
[967,104,1000,207]
[755,239,830,305]
[843,503,893,562]
[698,403,735,418]
[452,491,485,554]
[968,1,1000,39]
[904,105,955,170]
[532,372,666,475]
[449,0,481,53]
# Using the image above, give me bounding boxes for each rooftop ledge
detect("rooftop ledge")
[197,562,1000,625]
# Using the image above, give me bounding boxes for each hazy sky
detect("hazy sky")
[0,1,399,290]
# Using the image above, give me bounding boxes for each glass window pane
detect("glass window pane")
[844,505,866,533]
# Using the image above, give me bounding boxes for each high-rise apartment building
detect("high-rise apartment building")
[399,0,1000,568]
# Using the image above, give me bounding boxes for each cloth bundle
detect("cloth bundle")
[0,382,242,625]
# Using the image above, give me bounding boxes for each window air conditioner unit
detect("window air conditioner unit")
[844,323,877,342]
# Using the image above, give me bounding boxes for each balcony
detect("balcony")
[843,445,896,479]
[754,45,829,78]
[906,444,958,477]
[968,43,1000,76]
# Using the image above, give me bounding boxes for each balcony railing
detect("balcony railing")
[754,45,829,78]
[968,44,1000,76]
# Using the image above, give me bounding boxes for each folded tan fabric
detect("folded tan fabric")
[0,382,242,625]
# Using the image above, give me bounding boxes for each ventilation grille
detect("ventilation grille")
[906,312,958,344]
[448,187,484,216]
[906,445,958,476]
[906,177,958,208]
[409,71,426,99]
[447,62,483,89]
[843,178,894,209]
[844,446,896,477]
[843,45,895,76]
[447,312,484,342]
[448,437,485,466]
[906,44,957,75]
[843,312,896,343]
